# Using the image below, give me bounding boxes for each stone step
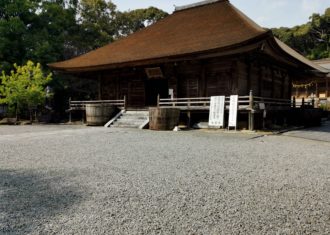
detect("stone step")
[115,122,147,126]
[112,123,141,128]
[122,114,149,117]
[118,117,148,121]
[125,111,149,115]
[110,111,149,129]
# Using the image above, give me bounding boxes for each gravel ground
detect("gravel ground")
[0,125,330,234]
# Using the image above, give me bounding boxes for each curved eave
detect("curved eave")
[272,37,329,74]
[48,32,270,73]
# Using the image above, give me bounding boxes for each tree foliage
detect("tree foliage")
[0,61,52,119]
[0,0,168,72]
[272,8,330,60]
[0,0,168,119]
[116,7,169,37]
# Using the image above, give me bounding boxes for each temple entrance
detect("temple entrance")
[145,79,168,106]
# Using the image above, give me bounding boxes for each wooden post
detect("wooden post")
[157,94,160,107]
[326,76,329,98]
[271,67,275,98]
[98,75,102,100]
[123,95,127,110]
[295,87,299,98]
[293,96,296,108]
[82,111,85,124]
[302,97,305,108]
[248,90,254,131]
[69,97,72,123]
[187,111,191,128]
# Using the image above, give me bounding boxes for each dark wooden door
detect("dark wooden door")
[128,79,145,107]
[145,79,168,106]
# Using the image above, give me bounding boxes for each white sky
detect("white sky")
[113,0,330,28]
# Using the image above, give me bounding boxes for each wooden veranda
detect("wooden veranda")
[68,89,318,130]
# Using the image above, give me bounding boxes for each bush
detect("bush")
[0,61,52,120]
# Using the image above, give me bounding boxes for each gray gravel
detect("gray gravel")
[0,125,330,234]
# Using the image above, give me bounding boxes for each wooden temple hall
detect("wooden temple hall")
[49,0,329,129]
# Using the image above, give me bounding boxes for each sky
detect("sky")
[113,0,330,28]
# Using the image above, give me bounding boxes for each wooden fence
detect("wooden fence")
[67,97,126,123]
[157,91,319,131]
[158,92,296,111]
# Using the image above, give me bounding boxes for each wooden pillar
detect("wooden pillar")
[258,65,262,96]
[248,90,254,131]
[295,86,299,98]
[326,76,329,98]
[281,72,285,98]
[302,97,305,108]
[98,74,102,100]
[271,67,275,98]
[173,63,180,98]
[187,111,191,128]
[288,72,293,99]
[123,95,127,110]
[116,76,120,100]
[157,94,160,107]
[81,110,85,124]
[68,97,72,123]
[246,58,252,93]
[198,62,206,97]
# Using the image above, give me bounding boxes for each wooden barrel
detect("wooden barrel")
[149,107,180,130]
[85,104,116,126]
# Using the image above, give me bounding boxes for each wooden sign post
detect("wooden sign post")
[228,95,238,130]
[208,96,225,128]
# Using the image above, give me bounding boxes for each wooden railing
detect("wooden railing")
[158,93,294,111]
[292,97,314,108]
[253,96,292,109]
[158,96,252,110]
[67,97,126,123]
[68,96,126,111]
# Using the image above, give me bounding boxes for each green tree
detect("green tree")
[77,0,118,53]
[0,0,79,72]
[116,7,168,37]
[0,61,52,120]
[272,7,330,60]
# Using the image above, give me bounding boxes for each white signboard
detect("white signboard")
[208,96,225,128]
[228,95,238,129]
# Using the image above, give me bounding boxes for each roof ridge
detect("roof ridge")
[174,0,227,12]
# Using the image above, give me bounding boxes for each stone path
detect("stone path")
[283,121,330,142]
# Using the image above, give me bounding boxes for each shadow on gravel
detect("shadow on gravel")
[0,170,83,234]
[299,121,330,133]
